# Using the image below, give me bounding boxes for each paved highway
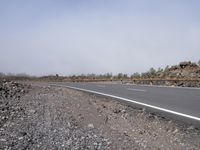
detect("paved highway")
[52,82,200,122]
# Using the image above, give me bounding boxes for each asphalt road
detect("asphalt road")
[52,82,200,122]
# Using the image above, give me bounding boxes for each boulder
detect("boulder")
[169,65,179,71]
[179,61,191,68]
[189,63,199,68]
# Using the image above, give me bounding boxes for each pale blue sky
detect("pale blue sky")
[0,0,200,76]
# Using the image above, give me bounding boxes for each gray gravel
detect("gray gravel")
[0,81,200,149]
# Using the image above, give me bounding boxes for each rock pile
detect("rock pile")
[133,61,200,87]
[0,79,29,127]
[0,82,111,149]
[166,61,200,78]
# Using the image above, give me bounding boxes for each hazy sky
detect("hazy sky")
[0,0,200,76]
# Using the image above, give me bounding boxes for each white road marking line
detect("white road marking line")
[124,83,200,90]
[51,84,200,122]
[127,88,146,92]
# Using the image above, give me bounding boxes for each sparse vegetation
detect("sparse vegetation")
[131,72,140,79]
[0,60,199,86]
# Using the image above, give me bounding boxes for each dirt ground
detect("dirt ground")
[0,81,200,150]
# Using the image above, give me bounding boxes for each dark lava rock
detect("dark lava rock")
[0,79,29,128]
[179,61,191,69]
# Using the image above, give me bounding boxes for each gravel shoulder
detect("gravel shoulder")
[0,81,200,149]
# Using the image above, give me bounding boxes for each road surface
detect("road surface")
[51,82,200,122]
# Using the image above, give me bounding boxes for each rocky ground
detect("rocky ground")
[0,80,200,149]
[133,61,200,87]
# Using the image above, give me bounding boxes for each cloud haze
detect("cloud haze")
[0,0,200,76]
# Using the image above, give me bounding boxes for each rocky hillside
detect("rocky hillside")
[140,61,200,79]
[162,61,200,79]
[133,61,200,87]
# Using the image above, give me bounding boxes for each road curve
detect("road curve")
[51,82,200,123]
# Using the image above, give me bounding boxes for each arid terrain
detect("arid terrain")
[0,80,200,149]
[1,0,199,149]
[1,61,200,88]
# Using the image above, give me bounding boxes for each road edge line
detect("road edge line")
[51,84,200,122]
